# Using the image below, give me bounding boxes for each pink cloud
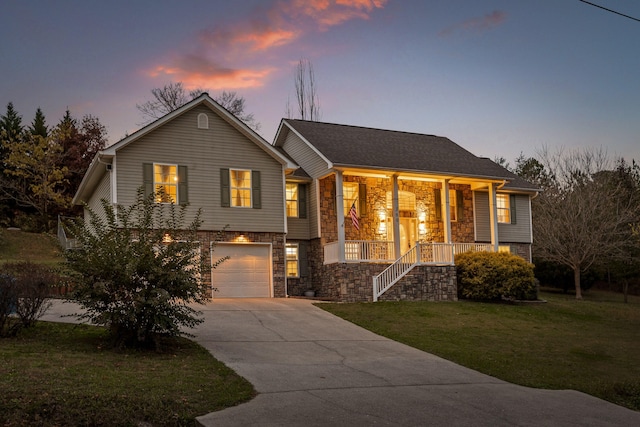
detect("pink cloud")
[148,0,388,89]
[148,55,276,90]
[439,10,507,37]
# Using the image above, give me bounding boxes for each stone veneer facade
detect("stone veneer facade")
[286,174,530,302]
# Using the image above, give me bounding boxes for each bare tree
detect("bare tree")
[287,58,320,121]
[216,91,261,131]
[532,147,640,299]
[137,83,260,131]
[136,83,201,123]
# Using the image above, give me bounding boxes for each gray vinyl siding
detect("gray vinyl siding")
[282,131,330,238]
[115,105,285,233]
[285,180,310,239]
[473,192,532,243]
[85,171,111,225]
[287,217,310,239]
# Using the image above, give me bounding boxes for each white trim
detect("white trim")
[153,162,179,204]
[229,168,253,208]
[336,171,345,263]
[315,178,322,239]
[285,242,300,278]
[275,120,334,169]
[197,112,209,129]
[110,157,117,204]
[442,180,451,243]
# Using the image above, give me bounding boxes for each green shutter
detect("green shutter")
[178,165,188,205]
[434,189,442,221]
[298,184,307,219]
[456,190,464,221]
[299,241,309,277]
[252,170,261,209]
[143,163,153,198]
[510,194,517,224]
[359,183,367,217]
[220,168,230,207]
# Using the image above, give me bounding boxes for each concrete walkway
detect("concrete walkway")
[42,299,640,426]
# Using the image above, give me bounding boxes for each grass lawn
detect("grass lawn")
[1,230,255,426]
[0,229,64,265]
[0,321,255,426]
[318,290,640,411]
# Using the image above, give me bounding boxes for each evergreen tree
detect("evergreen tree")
[29,107,48,137]
[0,102,24,143]
[0,102,24,168]
[53,110,107,201]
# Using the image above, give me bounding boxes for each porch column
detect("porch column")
[441,179,452,243]
[488,182,499,251]
[335,171,346,262]
[392,174,401,258]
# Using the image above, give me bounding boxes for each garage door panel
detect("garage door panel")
[212,244,271,298]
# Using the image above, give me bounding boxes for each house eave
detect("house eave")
[72,153,114,205]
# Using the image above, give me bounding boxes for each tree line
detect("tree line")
[502,149,640,300]
[0,103,107,231]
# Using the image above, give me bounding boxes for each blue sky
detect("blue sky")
[2,0,639,164]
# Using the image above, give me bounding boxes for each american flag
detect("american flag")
[349,202,360,230]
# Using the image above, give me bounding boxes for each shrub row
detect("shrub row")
[456,251,537,301]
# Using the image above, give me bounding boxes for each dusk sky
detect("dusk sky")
[2,0,639,164]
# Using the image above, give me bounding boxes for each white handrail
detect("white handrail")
[373,245,419,302]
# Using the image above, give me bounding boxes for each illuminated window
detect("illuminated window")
[498,245,511,253]
[497,194,511,223]
[386,191,416,211]
[449,190,457,222]
[231,169,252,207]
[286,183,298,217]
[286,243,299,277]
[154,164,177,203]
[343,182,359,216]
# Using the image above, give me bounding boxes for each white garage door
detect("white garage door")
[211,243,272,298]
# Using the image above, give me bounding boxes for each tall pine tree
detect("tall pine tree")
[29,107,48,137]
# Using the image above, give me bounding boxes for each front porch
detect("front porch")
[324,240,493,265]
[304,170,519,302]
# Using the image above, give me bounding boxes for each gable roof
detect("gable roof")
[73,94,297,205]
[275,119,539,192]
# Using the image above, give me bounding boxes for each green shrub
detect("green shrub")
[64,189,224,350]
[456,251,537,301]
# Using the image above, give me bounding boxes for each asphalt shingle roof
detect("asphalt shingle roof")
[284,119,538,191]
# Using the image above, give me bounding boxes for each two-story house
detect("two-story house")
[73,93,538,302]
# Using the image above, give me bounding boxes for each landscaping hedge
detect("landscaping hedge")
[456,251,537,301]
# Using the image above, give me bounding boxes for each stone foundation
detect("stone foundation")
[378,265,457,302]
[317,262,457,302]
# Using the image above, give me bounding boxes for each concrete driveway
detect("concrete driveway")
[191,298,640,426]
[42,298,640,426]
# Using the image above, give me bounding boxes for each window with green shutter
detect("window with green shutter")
[221,168,261,209]
[143,163,187,204]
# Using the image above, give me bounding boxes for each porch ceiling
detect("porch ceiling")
[338,167,506,188]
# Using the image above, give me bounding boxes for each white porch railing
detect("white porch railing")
[372,242,494,301]
[324,240,393,264]
[57,215,80,250]
[324,241,493,265]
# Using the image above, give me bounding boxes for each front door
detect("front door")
[387,217,417,255]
